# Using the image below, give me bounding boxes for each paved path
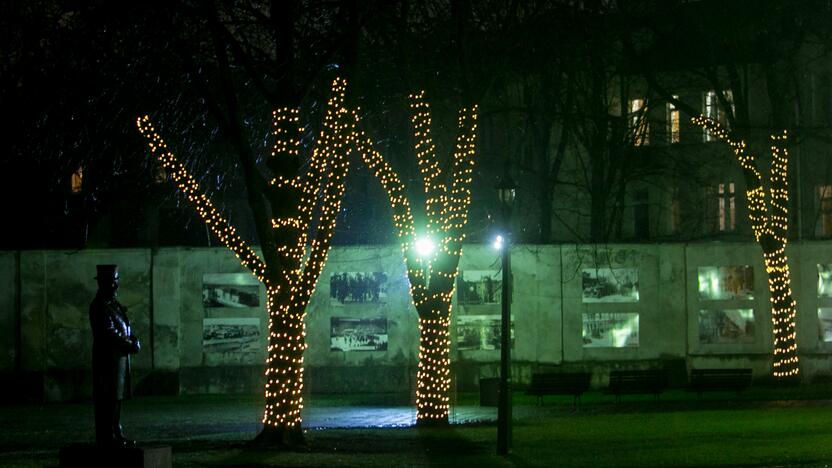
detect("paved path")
[304,405,497,429]
[0,398,500,453]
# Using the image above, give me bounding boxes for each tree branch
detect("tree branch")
[137,116,269,282]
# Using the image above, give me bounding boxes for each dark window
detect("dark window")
[634,189,650,239]
[819,73,831,124]
[816,185,832,238]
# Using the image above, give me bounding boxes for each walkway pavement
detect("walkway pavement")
[7,394,831,450]
[305,405,497,428]
[0,397,500,453]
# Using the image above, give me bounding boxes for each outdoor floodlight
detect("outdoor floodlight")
[414,236,436,258]
[492,234,505,251]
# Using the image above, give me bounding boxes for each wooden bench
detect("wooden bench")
[689,368,752,395]
[527,372,592,407]
[606,370,668,401]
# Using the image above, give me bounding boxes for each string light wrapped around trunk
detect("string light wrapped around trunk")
[137,78,354,438]
[693,116,799,378]
[353,92,478,424]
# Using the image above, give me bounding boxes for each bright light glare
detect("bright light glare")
[415,236,436,258]
[492,235,504,250]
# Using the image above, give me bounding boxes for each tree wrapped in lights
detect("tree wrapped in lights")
[693,116,799,379]
[137,78,354,443]
[353,91,478,425]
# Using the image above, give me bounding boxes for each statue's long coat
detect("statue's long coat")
[89,295,134,400]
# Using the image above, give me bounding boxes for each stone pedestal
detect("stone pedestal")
[59,444,172,468]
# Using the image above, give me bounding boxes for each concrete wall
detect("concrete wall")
[22,250,151,400]
[684,244,773,376]
[793,242,832,378]
[3,242,832,401]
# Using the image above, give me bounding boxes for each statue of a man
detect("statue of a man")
[89,264,140,447]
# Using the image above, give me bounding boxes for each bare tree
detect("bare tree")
[354,92,478,426]
[694,117,798,377]
[623,0,832,378]
[137,78,354,444]
[138,0,367,446]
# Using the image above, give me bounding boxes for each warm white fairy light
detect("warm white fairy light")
[135,117,269,282]
[693,116,799,378]
[353,92,478,423]
[137,77,354,432]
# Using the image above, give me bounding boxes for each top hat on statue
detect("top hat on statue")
[95,264,119,281]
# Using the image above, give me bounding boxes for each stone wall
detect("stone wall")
[2,242,832,401]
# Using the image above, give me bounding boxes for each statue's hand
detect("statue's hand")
[130,336,141,354]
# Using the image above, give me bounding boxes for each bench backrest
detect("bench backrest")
[690,368,752,388]
[530,372,592,391]
[690,368,752,378]
[608,370,668,390]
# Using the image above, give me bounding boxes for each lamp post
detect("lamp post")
[495,164,516,455]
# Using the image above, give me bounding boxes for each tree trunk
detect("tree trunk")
[415,297,452,426]
[760,236,800,379]
[255,286,308,445]
[538,184,553,243]
[536,127,554,243]
[590,187,607,243]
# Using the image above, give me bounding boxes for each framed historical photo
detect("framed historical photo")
[330,317,388,352]
[819,308,832,342]
[697,266,754,301]
[818,265,832,298]
[456,314,514,351]
[329,272,389,305]
[581,313,639,348]
[581,268,639,303]
[698,309,755,344]
[202,317,261,353]
[457,270,502,305]
[202,273,260,308]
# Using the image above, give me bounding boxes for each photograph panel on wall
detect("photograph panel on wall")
[203,317,260,353]
[329,272,389,305]
[202,273,260,308]
[819,308,832,342]
[330,317,388,352]
[581,313,639,348]
[457,270,502,305]
[697,266,754,301]
[581,268,639,303]
[818,265,832,298]
[456,315,514,351]
[698,309,755,344]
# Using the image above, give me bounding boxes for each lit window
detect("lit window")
[71,166,83,193]
[670,187,681,235]
[703,90,734,142]
[667,96,680,144]
[702,89,735,142]
[718,182,736,232]
[816,185,832,237]
[630,98,649,146]
[722,90,735,124]
[703,91,718,142]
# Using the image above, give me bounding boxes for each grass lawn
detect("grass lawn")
[511,405,832,467]
[174,398,832,467]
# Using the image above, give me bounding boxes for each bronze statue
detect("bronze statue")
[89,264,140,448]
